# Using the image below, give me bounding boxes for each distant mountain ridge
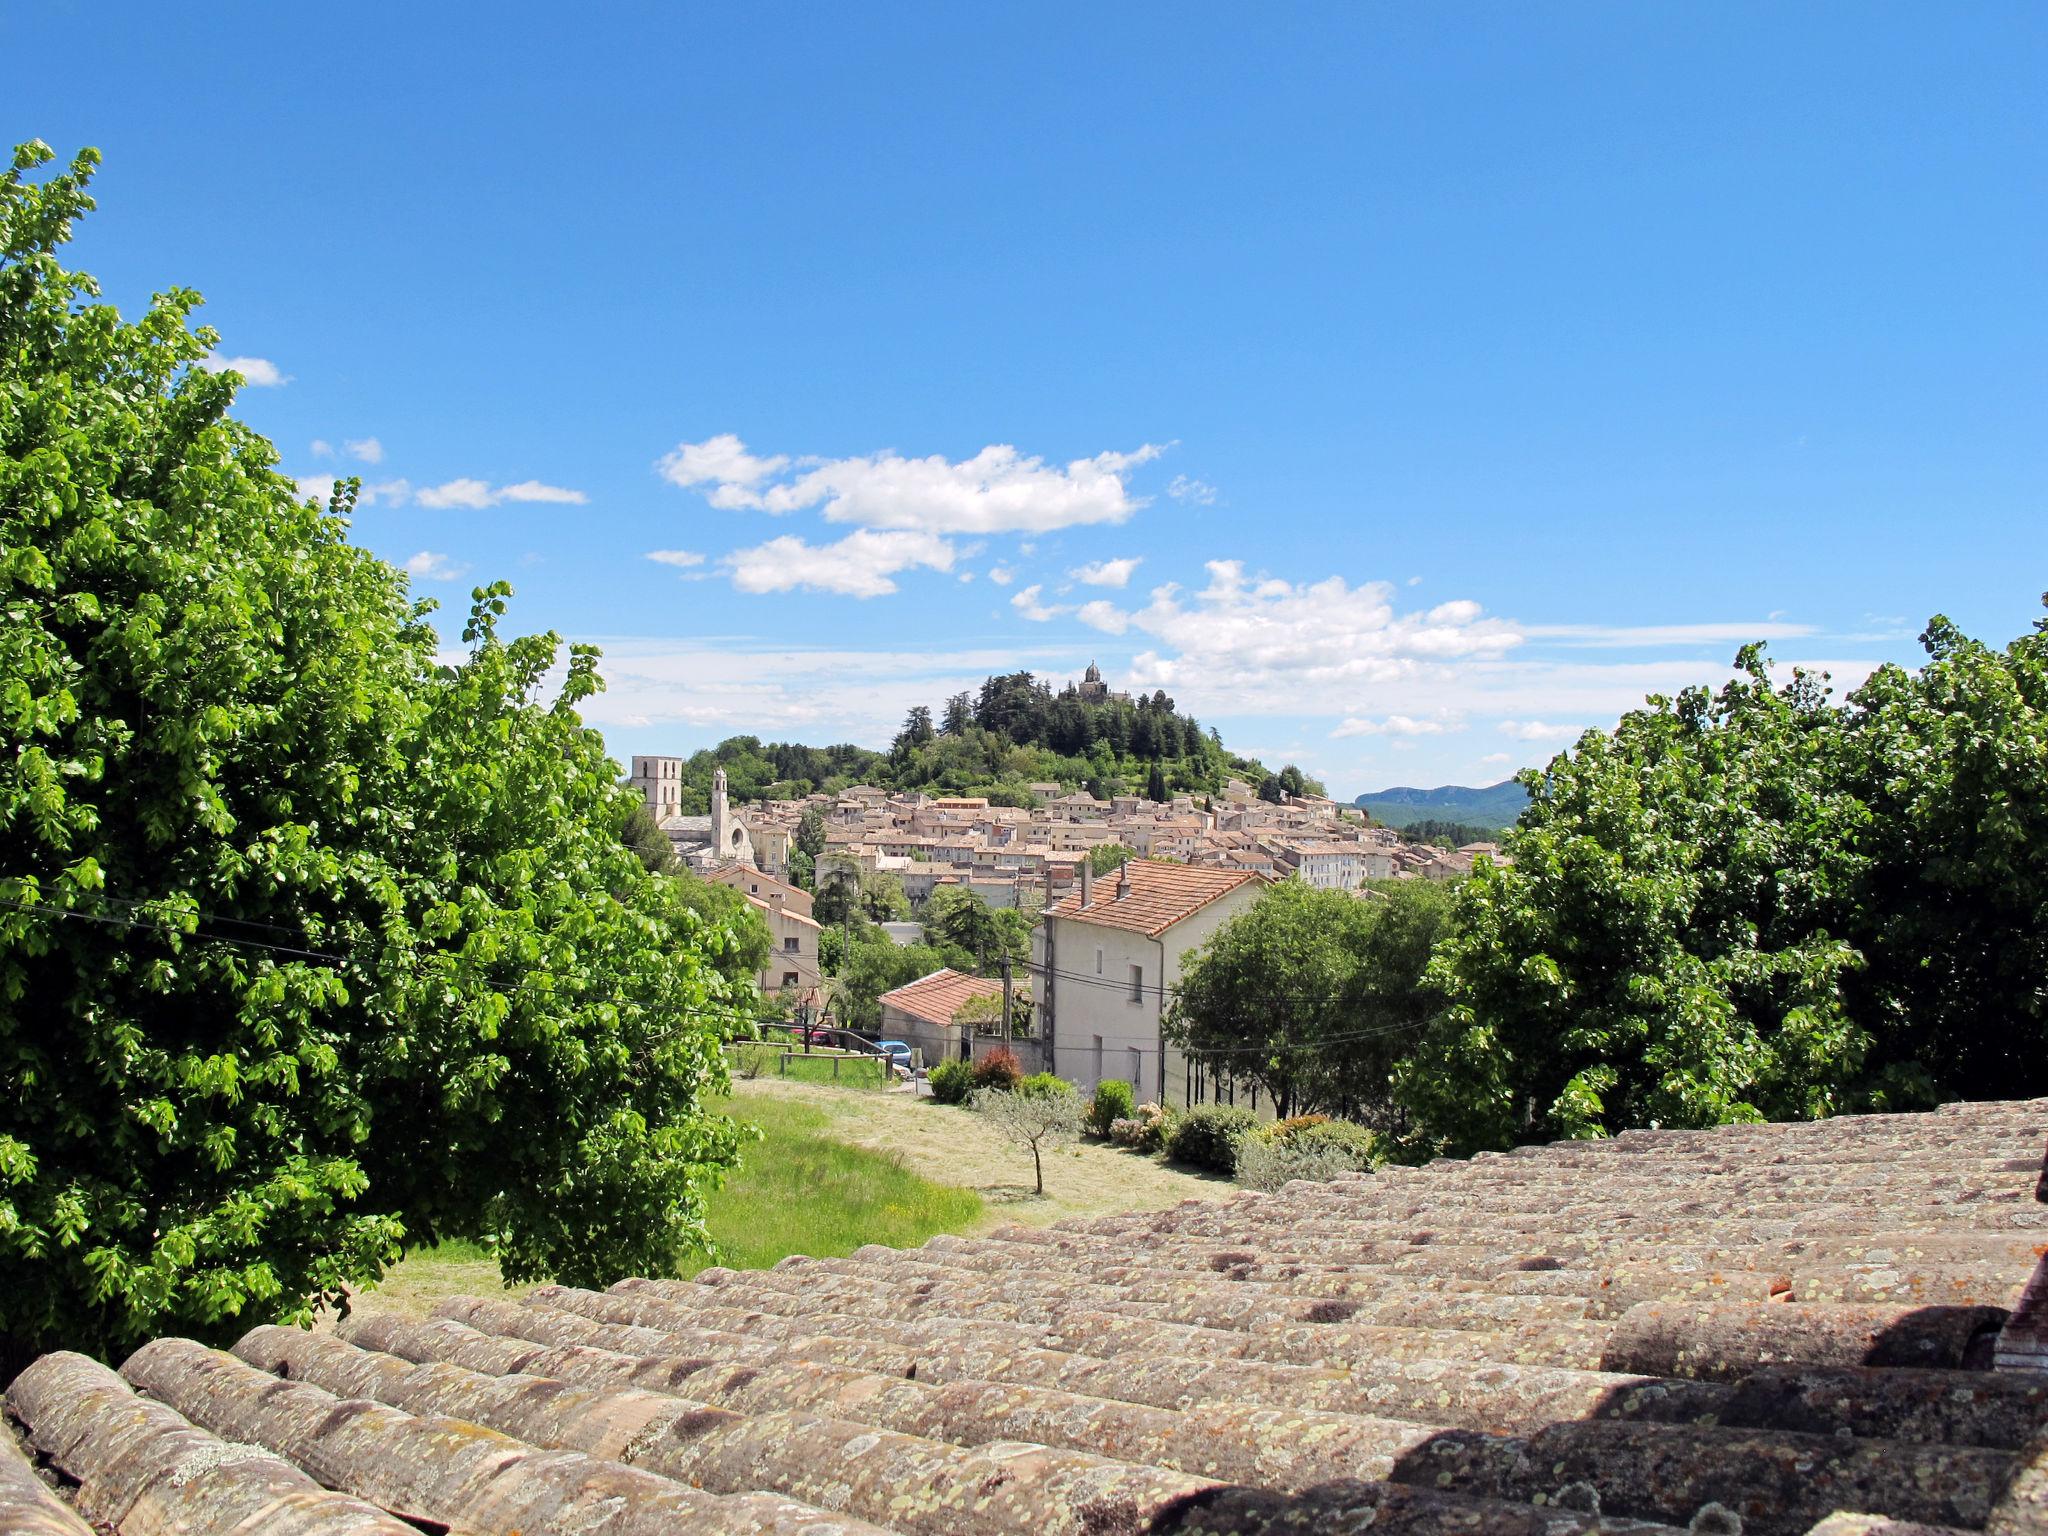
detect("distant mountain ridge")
[1354,779,1528,831]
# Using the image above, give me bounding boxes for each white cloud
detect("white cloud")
[1481,752,1512,765]
[656,433,790,493]
[416,478,497,510]
[293,474,337,504]
[1524,621,1817,648]
[657,435,1166,534]
[1075,599,1129,634]
[1070,556,1142,588]
[416,477,586,509]
[1167,474,1216,505]
[1103,561,1523,696]
[496,479,588,504]
[645,549,706,568]
[200,354,288,386]
[1498,719,1586,742]
[402,550,470,582]
[564,638,1093,747]
[311,439,334,459]
[1011,584,1066,622]
[723,530,955,598]
[345,436,385,464]
[988,565,1016,586]
[1330,715,1453,739]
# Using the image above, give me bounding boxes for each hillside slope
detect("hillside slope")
[1355,778,1528,830]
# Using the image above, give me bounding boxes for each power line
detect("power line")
[0,897,347,965]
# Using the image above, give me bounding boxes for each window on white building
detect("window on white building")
[783,936,799,953]
[1129,963,1143,1003]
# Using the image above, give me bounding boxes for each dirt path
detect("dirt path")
[730,1077,1232,1229]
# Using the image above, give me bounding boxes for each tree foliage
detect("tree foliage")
[1168,881,1456,1123]
[0,142,747,1363]
[1400,624,2048,1155]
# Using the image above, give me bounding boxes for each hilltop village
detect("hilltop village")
[631,753,1499,908]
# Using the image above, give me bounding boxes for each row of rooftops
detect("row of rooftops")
[9,1095,2044,1534]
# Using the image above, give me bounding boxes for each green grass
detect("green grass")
[679,1094,982,1277]
[730,1045,889,1089]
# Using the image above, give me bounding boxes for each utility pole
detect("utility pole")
[1000,954,1014,1044]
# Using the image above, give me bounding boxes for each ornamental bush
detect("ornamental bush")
[0,142,749,1367]
[1234,1136,1368,1193]
[926,1058,973,1106]
[1167,1104,1258,1175]
[969,1046,1022,1093]
[1088,1078,1135,1138]
[1015,1071,1071,1100]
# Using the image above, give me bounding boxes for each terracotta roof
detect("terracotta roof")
[1045,857,1265,936]
[874,967,1003,1029]
[6,1098,2048,1535]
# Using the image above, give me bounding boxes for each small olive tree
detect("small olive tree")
[970,1084,1083,1195]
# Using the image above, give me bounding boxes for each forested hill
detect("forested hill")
[640,669,1324,812]
[1354,779,1529,831]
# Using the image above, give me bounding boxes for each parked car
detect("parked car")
[874,1039,913,1072]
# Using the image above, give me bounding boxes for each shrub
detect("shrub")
[1112,1101,1178,1154]
[1234,1136,1371,1193]
[1016,1072,1072,1100]
[927,1058,973,1106]
[732,1042,777,1080]
[1088,1079,1136,1137]
[1137,1104,1180,1154]
[1168,1104,1259,1174]
[1284,1118,1381,1167]
[970,1047,1023,1093]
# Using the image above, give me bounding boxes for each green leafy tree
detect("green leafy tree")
[1086,843,1137,876]
[619,800,679,874]
[1401,620,2048,1157]
[924,885,1023,972]
[0,142,747,1365]
[794,807,826,860]
[1167,881,1455,1122]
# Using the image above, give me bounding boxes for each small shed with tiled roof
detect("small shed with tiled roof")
[875,967,1007,1072]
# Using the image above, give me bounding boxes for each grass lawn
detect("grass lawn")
[740,1050,890,1090]
[677,1092,982,1276]
[343,1087,981,1322]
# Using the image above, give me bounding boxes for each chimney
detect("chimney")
[1079,863,1094,907]
[1116,859,1132,900]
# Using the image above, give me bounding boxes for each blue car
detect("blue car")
[874,1039,913,1072]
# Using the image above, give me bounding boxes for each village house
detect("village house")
[1031,858,1265,1108]
[874,967,1045,1073]
[745,893,822,1012]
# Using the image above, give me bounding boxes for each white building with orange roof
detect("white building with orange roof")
[1031,857,1266,1108]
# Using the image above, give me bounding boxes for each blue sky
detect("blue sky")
[15,3,2045,795]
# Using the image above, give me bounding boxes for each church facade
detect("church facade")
[629,756,755,873]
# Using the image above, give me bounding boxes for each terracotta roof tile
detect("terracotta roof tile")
[7,1099,2048,1534]
[1044,857,1266,936]
[874,967,1003,1029]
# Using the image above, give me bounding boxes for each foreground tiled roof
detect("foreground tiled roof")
[877,967,1005,1029]
[1045,858,1265,936]
[7,1100,2048,1535]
